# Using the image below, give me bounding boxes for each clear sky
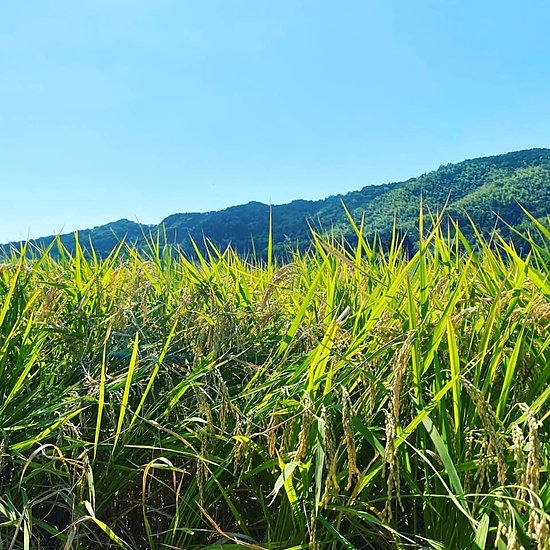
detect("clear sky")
[1,0,550,242]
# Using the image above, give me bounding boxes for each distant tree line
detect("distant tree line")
[2,148,550,260]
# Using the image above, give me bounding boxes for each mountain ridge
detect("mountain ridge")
[3,147,550,258]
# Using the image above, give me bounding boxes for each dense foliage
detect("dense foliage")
[0,213,548,548]
[3,148,550,260]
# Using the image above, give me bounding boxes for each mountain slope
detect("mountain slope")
[158,147,550,256]
[3,218,148,258]
[3,148,550,258]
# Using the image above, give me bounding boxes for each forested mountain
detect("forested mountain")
[3,148,550,258]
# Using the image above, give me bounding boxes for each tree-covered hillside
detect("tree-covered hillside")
[3,148,550,257]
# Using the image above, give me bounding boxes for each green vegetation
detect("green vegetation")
[4,148,550,260]
[0,210,549,549]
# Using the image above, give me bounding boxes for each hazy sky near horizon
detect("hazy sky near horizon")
[1,1,550,242]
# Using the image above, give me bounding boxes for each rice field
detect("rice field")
[0,213,548,549]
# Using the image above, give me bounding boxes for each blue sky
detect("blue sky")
[1,0,549,242]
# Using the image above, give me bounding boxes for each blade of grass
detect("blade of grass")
[113,332,140,452]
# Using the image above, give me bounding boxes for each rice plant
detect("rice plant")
[0,215,548,549]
